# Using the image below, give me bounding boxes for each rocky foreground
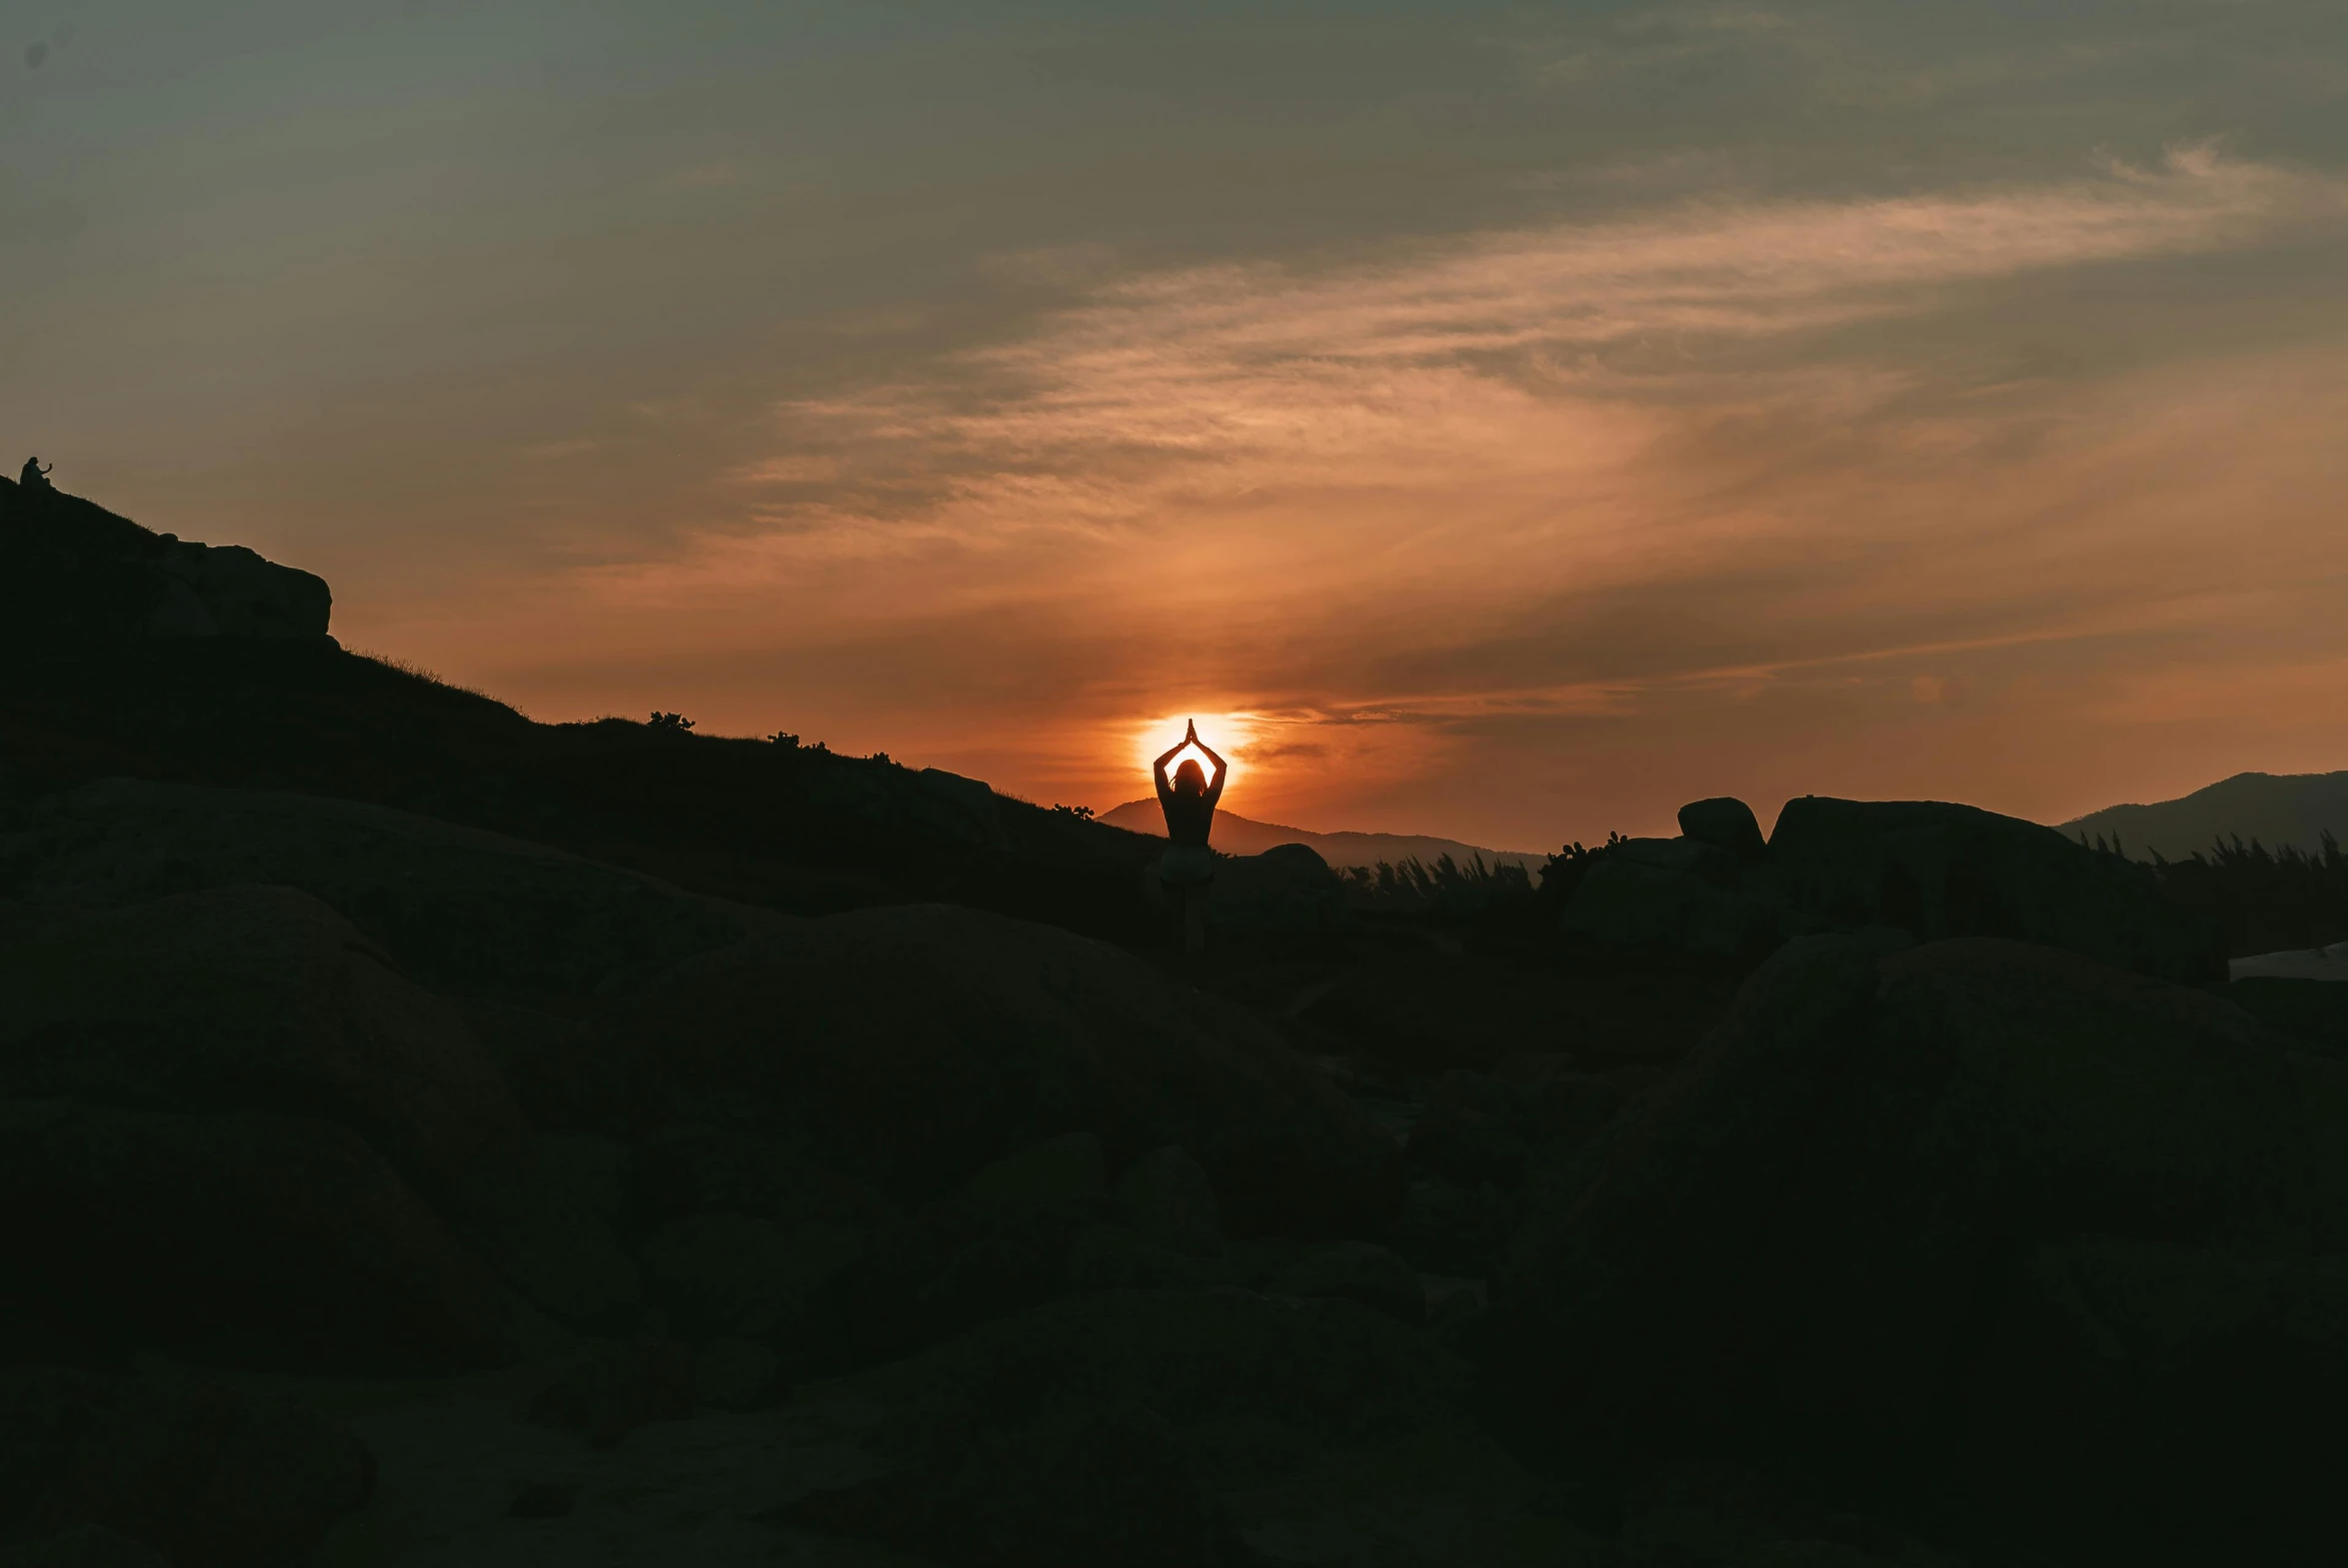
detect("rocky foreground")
[4,487,2348,1566]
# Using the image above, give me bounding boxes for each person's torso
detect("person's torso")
[1161,791,1214,847]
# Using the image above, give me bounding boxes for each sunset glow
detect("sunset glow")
[9,5,2346,849]
[1131,715,1258,800]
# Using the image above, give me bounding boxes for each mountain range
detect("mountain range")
[1107,769,2348,875]
[2062,770,2348,859]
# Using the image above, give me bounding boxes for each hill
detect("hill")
[2063,770,2348,858]
[1098,798,1544,873]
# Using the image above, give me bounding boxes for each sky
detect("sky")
[5,1,2346,850]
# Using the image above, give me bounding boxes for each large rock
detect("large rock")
[598,903,1400,1237]
[0,884,638,1341]
[1269,1241,1425,1326]
[0,1365,371,1565]
[1559,844,1785,958]
[847,1285,1473,1454]
[2221,975,2348,1060]
[641,1210,867,1342]
[1206,842,1350,935]
[1114,1145,1224,1259]
[0,1098,507,1368]
[1487,935,2348,1563]
[1763,795,2222,982]
[793,1285,1471,1564]
[0,884,522,1202]
[0,479,329,643]
[3,779,761,998]
[1677,797,1767,861]
[794,1397,1224,1568]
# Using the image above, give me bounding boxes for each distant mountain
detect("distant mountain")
[2063,771,2348,859]
[1098,799,1545,874]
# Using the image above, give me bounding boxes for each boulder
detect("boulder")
[635,1119,899,1232]
[1677,797,1768,861]
[598,903,1400,1237]
[527,1337,698,1447]
[944,1131,1109,1235]
[798,1290,1472,1562]
[641,1210,867,1341]
[0,1365,372,1565]
[2230,937,2348,983]
[1389,1175,1515,1278]
[446,1140,646,1332]
[5,779,761,998]
[1206,842,1349,935]
[2221,976,2348,1061]
[1270,1242,1426,1326]
[693,1337,783,1412]
[1763,796,2222,983]
[1113,1145,1224,1259]
[1062,1224,1239,1292]
[0,1098,507,1369]
[1486,935,2348,1562]
[0,481,330,644]
[0,884,522,1203]
[847,1285,1473,1453]
[0,1527,171,1567]
[1613,835,1742,886]
[793,1397,1224,1568]
[1559,852,1785,957]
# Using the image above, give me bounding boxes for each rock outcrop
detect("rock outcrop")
[0,885,636,1357]
[0,1366,373,1565]
[1488,935,2348,1563]
[1763,795,2223,983]
[598,902,1400,1237]
[1561,793,2224,982]
[0,477,330,643]
[3,778,764,999]
[1203,841,1350,935]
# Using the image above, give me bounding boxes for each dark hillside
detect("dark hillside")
[0,638,1165,941]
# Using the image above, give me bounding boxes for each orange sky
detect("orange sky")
[9,5,2348,850]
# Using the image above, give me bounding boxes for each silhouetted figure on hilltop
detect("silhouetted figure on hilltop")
[19,457,54,491]
[1154,719,1226,961]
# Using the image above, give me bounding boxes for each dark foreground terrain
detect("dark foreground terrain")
[5,478,2348,1566]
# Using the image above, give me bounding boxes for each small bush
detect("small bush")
[648,712,696,733]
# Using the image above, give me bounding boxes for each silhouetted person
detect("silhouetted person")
[1154,719,1226,961]
[19,458,53,491]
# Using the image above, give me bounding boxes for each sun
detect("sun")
[1131,713,1255,793]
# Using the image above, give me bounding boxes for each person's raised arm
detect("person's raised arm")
[1195,736,1228,807]
[1153,735,1186,804]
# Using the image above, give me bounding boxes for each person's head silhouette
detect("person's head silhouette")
[1173,758,1207,796]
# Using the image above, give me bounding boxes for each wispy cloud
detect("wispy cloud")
[743,149,2344,542]
[510,150,2348,838]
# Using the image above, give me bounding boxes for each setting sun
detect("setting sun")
[1131,713,1257,795]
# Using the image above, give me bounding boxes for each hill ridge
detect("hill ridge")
[2063,769,2348,859]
